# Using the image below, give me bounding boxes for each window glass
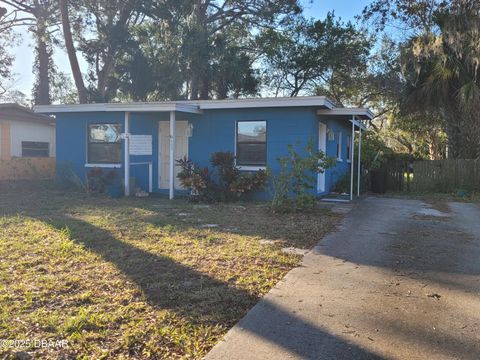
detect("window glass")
[21,141,49,157]
[88,124,122,164]
[236,121,266,166]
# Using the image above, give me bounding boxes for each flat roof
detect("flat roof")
[34,102,202,114]
[34,97,375,119]
[34,96,338,114]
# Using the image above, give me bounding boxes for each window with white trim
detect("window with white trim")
[236,121,267,166]
[346,134,351,162]
[336,131,342,160]
[22,141,49,157]
[88,124,122,164]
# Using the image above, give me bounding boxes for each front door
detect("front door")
[158,121,188,189]
[318,122,327,193]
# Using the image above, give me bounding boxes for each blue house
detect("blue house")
[35,97,372,200]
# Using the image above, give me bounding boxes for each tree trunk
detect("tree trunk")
[34,19,50,105]
[59,0,88,104]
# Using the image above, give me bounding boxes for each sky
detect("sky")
[9,0,372,96]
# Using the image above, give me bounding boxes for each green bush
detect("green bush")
[270,140,334,213]
[176,152,267,202]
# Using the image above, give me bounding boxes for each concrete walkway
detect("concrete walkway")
[206,197,480,360]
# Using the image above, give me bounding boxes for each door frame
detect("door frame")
[317,122,327,193]
[158,120,189,189]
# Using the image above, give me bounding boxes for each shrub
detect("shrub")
[270,140,334,213]
[56,162,87,191]
[331,171,351,194]
[176,152,267,202]
[86,168,117,193]
[176,157,217,202]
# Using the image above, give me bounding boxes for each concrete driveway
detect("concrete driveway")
[206,197,480,360]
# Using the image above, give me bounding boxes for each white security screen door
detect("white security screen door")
[158,121,188,189]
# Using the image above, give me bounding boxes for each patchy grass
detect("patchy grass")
[0,184,340,359]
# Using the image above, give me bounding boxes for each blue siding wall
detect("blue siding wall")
[55,108,352,197]
[56,112,125,185]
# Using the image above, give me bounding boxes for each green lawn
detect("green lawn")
[0,184,340,359]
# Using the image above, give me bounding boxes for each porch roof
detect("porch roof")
[316,107,375,120]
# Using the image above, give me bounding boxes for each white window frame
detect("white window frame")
[235,120,267,171]
[85,123,122,168]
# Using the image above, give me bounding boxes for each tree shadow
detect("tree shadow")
[210,298,385,360]
[36,212,386,359]
[42,213,256,325]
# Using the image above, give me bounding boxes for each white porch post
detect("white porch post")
[169,111,176,200]
[357,125,362,197]
[124,112,130,197]
[350,119,355,201]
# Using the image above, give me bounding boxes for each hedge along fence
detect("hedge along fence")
[0,157,55,181]
[411,159,480,193]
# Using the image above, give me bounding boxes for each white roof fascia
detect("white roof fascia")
[34,96,334,114]
[196,96,334,110]
[34,102,202,114]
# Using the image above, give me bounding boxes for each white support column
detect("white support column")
[350,119,355,201]
[124,112,130,197]
[149,162,153,193]
[357,125,362,197]
[169,111,176,200]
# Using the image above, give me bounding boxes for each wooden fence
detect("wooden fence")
[410,159,480,192]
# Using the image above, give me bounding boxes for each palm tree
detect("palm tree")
[402,1,480,159]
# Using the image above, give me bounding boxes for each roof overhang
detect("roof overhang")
[0,103,54,124]
[316,108,375,120]
[34,102,202,114]
[34,96,334,115]
[193,96,335,110]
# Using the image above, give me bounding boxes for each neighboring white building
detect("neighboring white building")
[0,103,55,180]
[0,103,55,159]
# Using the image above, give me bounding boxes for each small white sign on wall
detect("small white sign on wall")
[130,135,152,155]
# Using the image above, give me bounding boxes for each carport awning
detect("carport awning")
[317,108,374,120]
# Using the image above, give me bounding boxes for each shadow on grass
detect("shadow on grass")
[31,212,384,358]
[43,213,255,325]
